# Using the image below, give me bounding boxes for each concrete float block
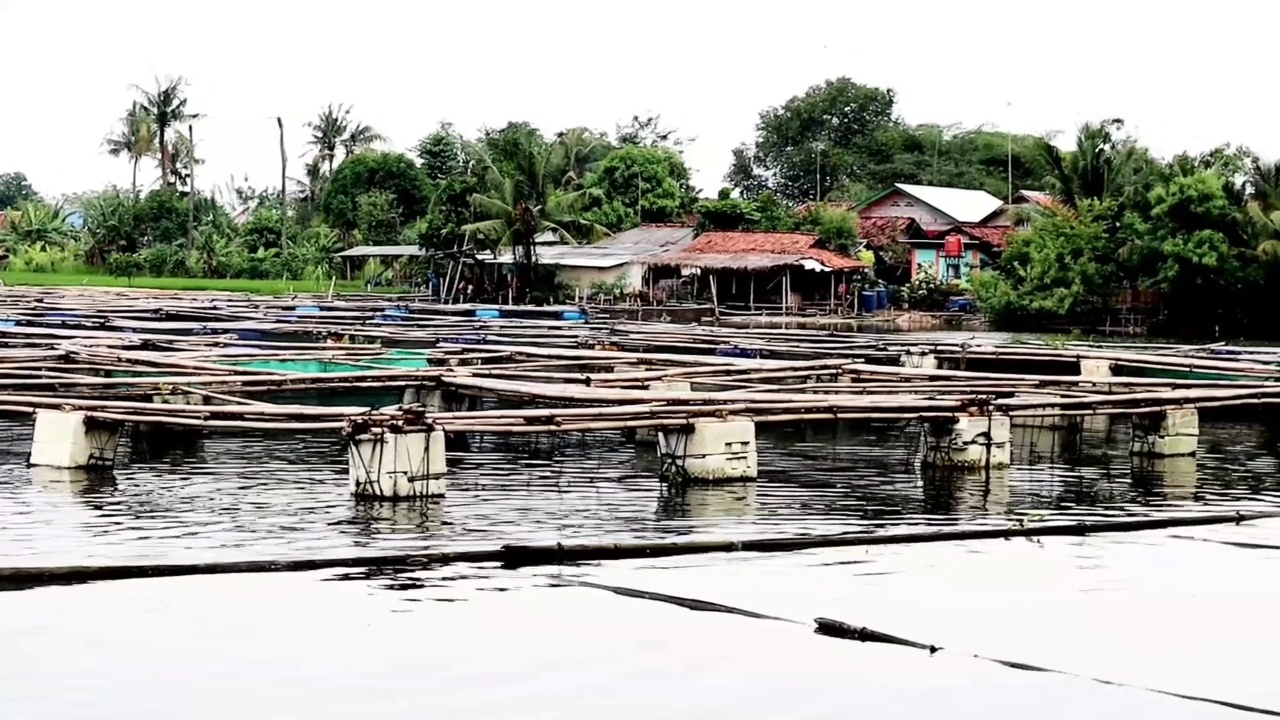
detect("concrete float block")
[634,381,692,445]
[151,392,205,406]
[1079,359,1114,378]
[1131,408,1198,457]
[922,414,1012,469]
[29,410,123,469]
[658,418,757,481]
[347,428,447,498]
[1010,410,1071,429]
[899,349,939,370]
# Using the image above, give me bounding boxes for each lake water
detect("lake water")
[3,414,1280,717]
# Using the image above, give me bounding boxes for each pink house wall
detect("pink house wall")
[859,190,956,227]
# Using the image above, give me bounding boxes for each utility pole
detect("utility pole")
[637,175,643,224]
[278,117,288,251]
[1006,101,1014,204]
[814,142,824,204]
[187,124,196,247]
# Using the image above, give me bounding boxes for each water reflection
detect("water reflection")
[347,499,446,537]
[29,466,116,496]
[921,468,1010,516]
[1132,456,1199,502]
[657,482,757,520]
[2,417,1280,565]
[128,425,204,463]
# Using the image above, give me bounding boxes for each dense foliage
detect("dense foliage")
[5,73,1280,334]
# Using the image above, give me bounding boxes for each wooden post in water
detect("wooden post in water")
[277,117,287,252]
[709,273,720,323]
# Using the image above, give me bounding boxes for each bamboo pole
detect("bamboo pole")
[12,511,1269,590]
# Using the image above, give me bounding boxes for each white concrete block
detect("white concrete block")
[28,411,122,469]
[348,429,447,498]
[658,418,757,481]
[152,392,204,406]
[1130,409,1198,457]
[634,381,692,446]
[1079,359,1114,378]
[1160,408,1200,437]
[922,414,1012,469]
[1010,411,1069,429]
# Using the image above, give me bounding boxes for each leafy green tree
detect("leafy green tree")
[583,146,697,230]
[81,189,139,263]
[134,188,192,248]
[728,77,899,204]
[615,115,690,149]
[414,123,470,183]
[319,151,431,236]
[106,253,143,285]
[797,205,858,253]
[464,133,608,301]
[0,172,38,210]
[972,201,1121,325]
[355,190,403,245]
[477,122,550,180]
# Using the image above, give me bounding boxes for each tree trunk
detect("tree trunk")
[159,127,170,188]
[130,158,139,197]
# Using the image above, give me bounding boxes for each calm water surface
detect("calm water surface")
[2,415,1279,565]
[5,412,1280,718]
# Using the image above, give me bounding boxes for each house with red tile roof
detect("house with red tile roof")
[648,230,868,311]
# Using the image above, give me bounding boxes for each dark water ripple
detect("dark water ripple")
[3,416,1280,566]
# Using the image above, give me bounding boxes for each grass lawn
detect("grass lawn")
[0,272,382,295]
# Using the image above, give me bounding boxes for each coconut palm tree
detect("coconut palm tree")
[552,127,611,189]
[307,104,385,175]
[463,134,608,301]
[104,102,156,196]
[1035,119,1138,209]
[160,131,203,189]
[133,77,199,189]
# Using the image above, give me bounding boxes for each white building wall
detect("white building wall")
[555,263,645,296]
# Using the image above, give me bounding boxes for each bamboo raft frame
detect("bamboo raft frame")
[0,286,1277,434]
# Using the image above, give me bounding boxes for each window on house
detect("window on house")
[946,263,962,280]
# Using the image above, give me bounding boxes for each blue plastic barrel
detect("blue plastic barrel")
[876,288,889,310]
[474,309,501,319]
[47,312,79,320]
[560,310,585,322]
[295,305,321,313]
[860,291,878,313]
[0,320,16,328]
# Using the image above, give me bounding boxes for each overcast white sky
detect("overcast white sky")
[1,0,1270,200]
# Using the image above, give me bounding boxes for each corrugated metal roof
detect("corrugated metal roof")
[483,245,634,268]
[595,224,696,252]
[334,245,426,258]
[894,183,1005,223]
[485,225,696,268]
